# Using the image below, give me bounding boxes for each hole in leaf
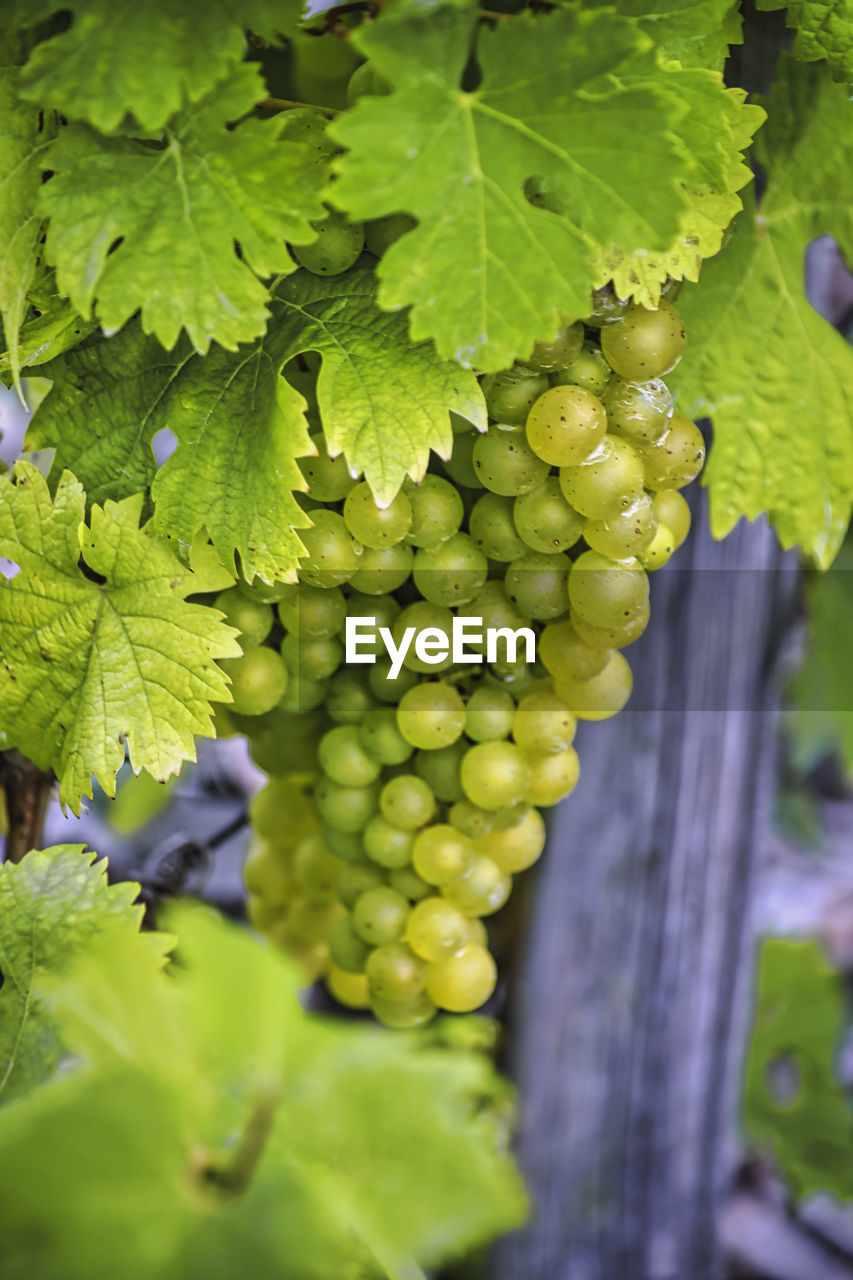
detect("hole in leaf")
[152,427,178,464]
[805,235,853,332]
[0,559,20,581]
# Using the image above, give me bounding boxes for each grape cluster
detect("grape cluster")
[213,251,703,1027]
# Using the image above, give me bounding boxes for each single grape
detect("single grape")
[479,806,546,873]
[278,583,346,637]
[343,481,413,549]
[368,658,419,704]
[600,301,686,380]
[407,897,471,961]
[317,724,382,787]
[293,207,364,276]
[461,740,529,810]
[294,834,341,897]
[465,686,516,743]
[281,632,343,681]
[363,212,415,255]
[525,385,607,466]
[299,510,362,588]
[505,551,571,620]
[571,601,650,650]
[603,377,673,446]
[558,435,645,518]
[397,682,466,750]
[321,824,365,863]
[325,668,377,724]
[389,865,432,901]
[448,800,493,839]
[363,814,415,869]
[481,364,550,424]
[413,533,488,607]
[359,707,414,765]
[392,601,454,674]
[329,916,371,973]
[366,942,427,1001]
[426,943,498,1012]
[568,550,649,630]
[640,521,676,570]
[371,991,437,1028]
[512,687,576,753]
[584,284,630,328]
[298,431,357,502]
[554,651,633,720]
[651,489,691,548]
[583,493,658,559]
[538,618,610,681]
[525,321,584,371]
[346,60,392,106]
[349,542,413,594]
[250,777,317,845]
[214,588,273,647]
[524,745,580,806]
[550,340,612,396]
[221,646,288,717]
[351,886,410,945]
[379,773,436,829]
[441,854,511,916]
[466,580,529,640]
[513,477,584,553]
[473,424,550,495]
[412,824,475,885]
[414,740,467,803]
[640,414,705,489]
[336,860,386,909]
[403,474,464,548]
[442,429,480,489]
[314,776,379,833]
[326,965,370,1009]
[469,492,528,562]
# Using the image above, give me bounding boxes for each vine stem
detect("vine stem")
[203,1088,279,1196]
[0,750,53,864]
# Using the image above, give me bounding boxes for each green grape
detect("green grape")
[321,824,365,863]
[293,207,364,276]
[363,212,416,255]
[237,577,290,605]
[277,583,346,637]
[469,492,528,562]
[390,865,432,901]
[346,60,392,105]
[366,941,427,1001]
[317,724,382,787]
[604,377,672,447]
[442,429,480,488]
[299,510,362,588]
[298,431,357,502]
[326,965,370,1010]
[414,740,467,802]
[329,917,371,973]
[214,588,273,647]
[584,283,630,328]
[465,686,516,743]
[426,942,498,1012]
[571,601,650,650]
[568,550,649,630]
[407,897,471,961]
[441,854,511,917]
[481,364,549,425]
[651,489,690,548]
[550,340,612,396]
[314,776,379,833]
[221,646,288,717]
[412,823,475,885]
[558,435,645,519]
[368,658,419,703]
[466,580,529,641]
[640,521,676,570]
[286,895,345,944]
[461,740,529,810]
[247,894,285,934]
[487,659,537,693]
[466,919,489,948]
[640,414,705,489]
[325,668,376,724]
[371,991,437,1028]
[293,28,361,78]
[281,632,343,681]
[413,532,488,607]
[583,494,658,559]
[448,800,493,839]
[525,320,584,371]
[351,885,410,945]
[243,705,326,775]
[554,651,633,720]
[479,806,546,873]
[363,814,415,869]
[473,424,549,495]
[525,385,607,466]
[343,481,413,549]
[505,551,571,620]
[600,301,686,380]
[538,617,610,681]
[337,860,386,909]
[359,707,414,765]
[250,777,317,844]
[294,835,341,897]
[513,477,584,553]
[512,687,576,753]
[349,542,413,594]
[379,773,436,829]
[397,682,466,750]
[403,474,464,548]
[524,745,580,806]
[340,590,400,655]
[279,671,328,712]
[243,838,295,903]
[392,601,453,674]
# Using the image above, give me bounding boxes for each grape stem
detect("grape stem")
[201,1086,279,1196]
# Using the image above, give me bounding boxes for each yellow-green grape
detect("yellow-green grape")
[243,838,295,904]
[278,583,347,637]
[426,943,498,1012]
[600,301,686,380]
[274,933,330,981]
[583,494,658,559]
[214,588,273,646]
[512,687,576,753]
[343,481,413,549]
[349,542,413,594]
[603,377,673,446]
[651,489,691,548]
[558,435,645,519]
[364,212,415,255]
[554,651,633,720]
[466,918,489,948]
[469,492,528,562]
[538,618,610,681]
[505,551,571,620]
[336,860,386,909]
[371,991,437,1028]
[524,745,580,806]
[570,601,650,650]
[466,579,529,640]
[465,686,516,743]
[513,477,585,554]
[220,645,287,717]
[448,800,494,839]
[481,364,550,425]
[322,825,365,863]
[397,682,466,750]
[292,207,364,276]
[250,777,318,844]
[640,414,705,489]
[568,549,649,630]
[525,320,584,371]
[407,897,471,961]
[351,885,410,945]
[414,741,466,803]
[325,668,376,725]
[279,672,328,713]
[368,658,419,703]
[550,340,611,396]
[281,632,343,681]
[298,431,357,502]
[326,965,370,1009]
[412,823,475,885]
[247,894,285,935]
[413,532,488,607]
[294,834,341,897]
[640,521,676,570]
[366,941,428,1001]
[441,854,511,916]
[341,592,401,654]
[472,423,550,495]
[389,865,432,901]
[380,773,436,829]
[359,707,414,766]
[363,814,415,869]
[392,601,454,674]
[287,895,345,944]
[299,510,361,588]
[314,776,379,833]
[478,806,546,873]
[329,916,371,973]
[525,385,607,466]
[403,474,464,548]
[461,741,529,809]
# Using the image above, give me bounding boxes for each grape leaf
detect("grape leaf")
[39,72,331,354]
[0,844,149,1105]
[0,906,527,1280]
[16,0,305,132]
[789,541,853,772]
[330,0,746,371]
[583,0,743,68]
[745,938,853,1200]
[0,463,241,813]
[670,58,853,567]
[756,0,853,82]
